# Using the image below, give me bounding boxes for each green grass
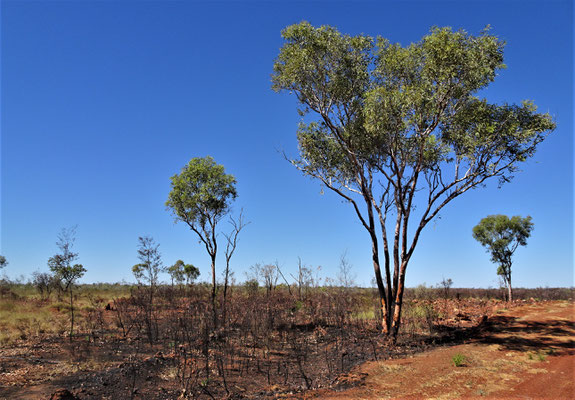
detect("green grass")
[527,351,548,362]
[0,298,69,345]
[452,353,467,367]
[351,310,375,320]
[0,282,134,346]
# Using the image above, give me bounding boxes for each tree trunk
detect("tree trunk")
[222,272,228,327]
[382,245,393,334]
[69,288,74,341]
[211,255,218,329]
[367,222,388,334]
[390,260,408,340]
[507,274,513,302]
[149,284,156,344]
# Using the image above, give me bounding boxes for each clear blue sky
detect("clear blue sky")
[1,1,572,288]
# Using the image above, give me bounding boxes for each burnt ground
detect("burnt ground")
[1,299,572,399]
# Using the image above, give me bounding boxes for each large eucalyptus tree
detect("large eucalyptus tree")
[272,22,555,339]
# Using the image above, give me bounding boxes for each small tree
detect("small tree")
[291,258,313,301]
[167,259,200,286]
[222,211,248,320]
[183,263,200,286]
[473,215,533,302]
[251,263,280,294]
[32,271,58,300]
[132,236,163,290]
[337,252,356,289]
[167,260,185,286]
[438,277,453,300]
[166,156,238,326]
[48,227,86,340]
[132,235,163,344]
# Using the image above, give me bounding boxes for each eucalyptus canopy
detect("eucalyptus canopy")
[167,259,200,286]
[473,215,534,301]
[272,22,555,338]
[47,226,86,292]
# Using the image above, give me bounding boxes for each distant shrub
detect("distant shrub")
[438,278,453,299]
[291,300,303,313]
[411,283,435,300]
[244,279,259,295]
[32,271,59,300]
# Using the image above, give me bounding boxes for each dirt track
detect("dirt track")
[309,301,574,399]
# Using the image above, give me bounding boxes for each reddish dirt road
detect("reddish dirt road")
[309,301,574,399]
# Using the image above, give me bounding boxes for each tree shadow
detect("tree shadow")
[472,315,575,355]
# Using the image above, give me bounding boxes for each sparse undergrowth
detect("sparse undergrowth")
[0,284,572,399]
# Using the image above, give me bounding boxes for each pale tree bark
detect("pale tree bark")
[503,264,513,302]
[507,277,513,302]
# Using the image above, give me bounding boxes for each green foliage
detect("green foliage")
[183,263,200,283]
[291,300,304,313]
[166,156,237,303]
[32,271,59,300]
[0,255,7,269]
[273,22,554,190]
[528,351,547,362]
[244,278,259,295]
[0,298,69,345]
[351,309,376,320]
[473,215,533,299]
[47,227,87,339]
[412,283,435,300]
[272,22,554,336]
[48,227,86,290]
[452,353,467,367]
[53,264,86,288]
[404,301,439,334]
[473,215,534,266]
[132,236,163,287]
[167,260,185,284]
[167,259,199,285]
[166,156,237,229]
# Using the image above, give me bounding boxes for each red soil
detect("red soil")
[308,301,574,399]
